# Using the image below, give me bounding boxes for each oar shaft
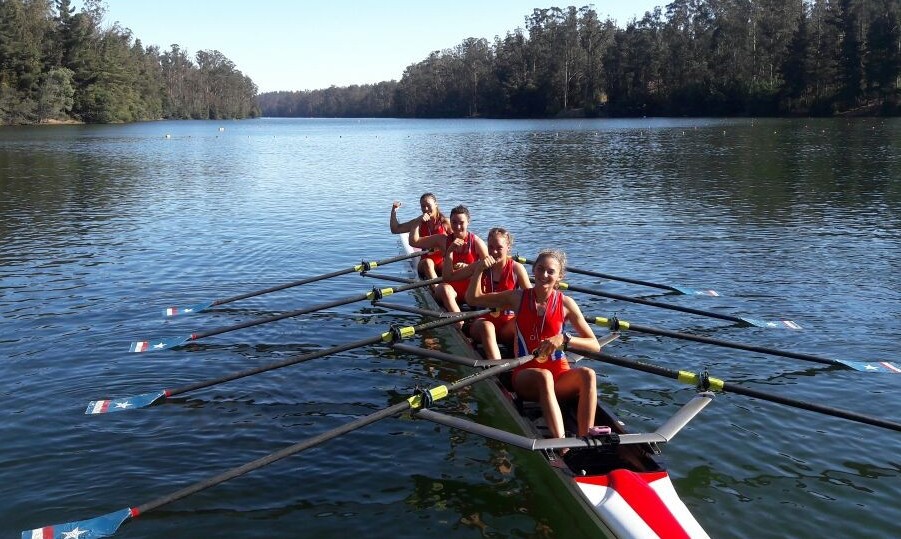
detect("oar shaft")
[717,379,901,432]
[597,317,839,367]
[169,309,486,398]
[136,354,530,516]
[210,251,423,307]
[563,282,744,324]
[135,401,411,515]
[213,267,356,306]
[168,334,384,397]
[575,349,901,433]
[192,278,441,340]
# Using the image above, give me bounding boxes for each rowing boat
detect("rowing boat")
[396,234,713,539]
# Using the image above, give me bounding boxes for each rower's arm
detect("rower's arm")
[514,261,532,290]
[563,296,601,353]
[411,227,445,250]
[390,203,417,234]
[466,259,519,311]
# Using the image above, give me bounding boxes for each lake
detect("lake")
[1,117,898,538]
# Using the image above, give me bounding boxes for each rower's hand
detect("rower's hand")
[534,336,565,362]
[392,201,402,211]
[421,212,431,223]
[481,255,497,270]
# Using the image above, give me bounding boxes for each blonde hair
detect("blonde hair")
[534,249,567,280]
[487,227,513,247]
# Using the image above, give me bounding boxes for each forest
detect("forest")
[259,0,900,118]
[0,0,259,124]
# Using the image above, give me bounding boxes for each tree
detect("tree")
[36,66,74,120]
[864,0,900,109]
[781,5,812,112]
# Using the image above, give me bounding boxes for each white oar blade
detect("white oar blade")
[739,317,802,330]
[162,302,213,317]
[128,335,190,352]
[22,507,133,539]
[671,285,720,297]
[85,391,166,414]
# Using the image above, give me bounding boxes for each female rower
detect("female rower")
[411,205,488,319]
[466,228,531,360]
[389,193,451,279]
[466,249,601,438]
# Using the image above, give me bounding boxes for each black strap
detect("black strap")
[413,386,434,409]
[370,286,384,301]
[609,314,620,331]
[387,324,404,343]
[699,369,711,391]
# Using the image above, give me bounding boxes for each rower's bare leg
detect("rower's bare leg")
[418,259,439,291]
[471,319,501,359]
[513,369,565,438]
[555,367,597,437]
[496,321,515,355]
[435,283,463,326]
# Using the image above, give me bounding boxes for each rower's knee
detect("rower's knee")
[435,284,452,302]
[536,369,555,394]
[577,367,597,394]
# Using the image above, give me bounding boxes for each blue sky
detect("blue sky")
[91,1,663,93]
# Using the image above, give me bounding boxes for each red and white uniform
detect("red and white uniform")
[419,218,448,268]
[480,258,518,322]
[513,288,570,379]
[445,232,479,298]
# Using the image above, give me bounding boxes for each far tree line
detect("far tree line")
[0,0,259,125]
[258,0,900,118]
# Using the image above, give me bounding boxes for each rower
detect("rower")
[466,249,603,438]
[389,192,451,279]
[467,227,531,360]
[412,205,488,323]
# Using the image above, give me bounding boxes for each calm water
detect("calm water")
[1,118,898,538]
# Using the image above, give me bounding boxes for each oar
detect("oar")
[591,315,900,373]
[93,311,489,414]
[558,281,801,329]
[162,250,425,316]
[129,278,441,352]
[28,356,532,539]
[514,255,719,296]
[572,346,901,432]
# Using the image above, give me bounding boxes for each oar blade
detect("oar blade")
[85,391,166,414]
[128,335,191,353]
[22,507,133,539]
[739,317,802,330]
[839,360,901,373]
[162,302,213,317]
[670,285,720,297]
